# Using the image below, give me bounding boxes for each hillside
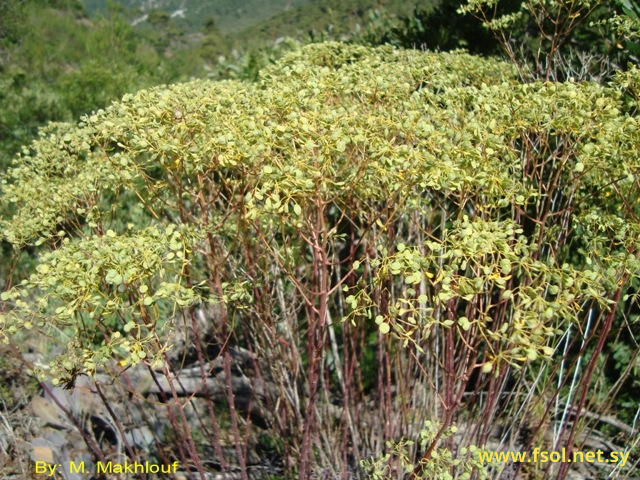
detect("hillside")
[83,0,316,33]
[82,0,439,46]
[231,0,437,46]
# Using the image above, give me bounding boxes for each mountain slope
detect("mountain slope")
[83,0,315,33]
[230,0,437,47]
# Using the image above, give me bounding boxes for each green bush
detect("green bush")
[2,42,640,479]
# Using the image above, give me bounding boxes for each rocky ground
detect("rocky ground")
[1,341,637,479]
[0,343,284,479]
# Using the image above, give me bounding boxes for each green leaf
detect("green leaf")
[500,259,512,275]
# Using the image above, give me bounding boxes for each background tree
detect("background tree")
[461,0,639,81]
[356,0,519,55]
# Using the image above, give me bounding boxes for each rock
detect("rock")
[30,438,57,464]
[30,396,69,429]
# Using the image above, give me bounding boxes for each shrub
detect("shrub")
[2,42,640,479]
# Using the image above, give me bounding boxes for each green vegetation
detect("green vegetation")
[0,0,211,171]
[3,38,640,477]
[83,0,315,34]
[229,0,437,48]
[2,1,640,479]
[462,0,639,81]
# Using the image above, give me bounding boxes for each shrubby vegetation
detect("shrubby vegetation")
[3,0,640,479]
[461,0,640,81]
[2,35,640,478]
[84,0,316,35]
[0,0,210,171]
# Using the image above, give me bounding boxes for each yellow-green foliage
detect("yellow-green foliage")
[1,42,640,476]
